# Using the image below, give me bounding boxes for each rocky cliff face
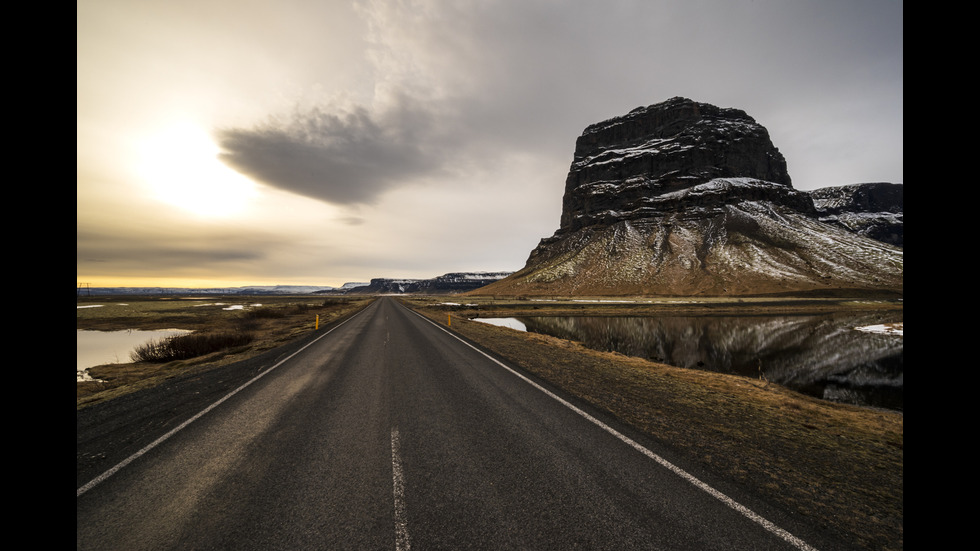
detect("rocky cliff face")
[810,183,903,248]
[474,97,903,297]
[559,96,802,234]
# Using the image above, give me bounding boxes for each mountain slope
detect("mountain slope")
[810,182,903,247]
[473,98,902,297]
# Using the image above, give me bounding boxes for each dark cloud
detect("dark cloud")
[216,98,448,205]
[217,1,903,208]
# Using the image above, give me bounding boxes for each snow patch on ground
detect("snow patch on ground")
[188,303,263,310]
[855,323,903,336]
[472,318,528,331]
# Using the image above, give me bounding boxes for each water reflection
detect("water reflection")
[77,329,191,381]
[479,312,903,411]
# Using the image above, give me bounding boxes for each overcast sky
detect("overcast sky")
[77,0,903,288]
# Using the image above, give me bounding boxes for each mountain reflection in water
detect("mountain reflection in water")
[496,312,903,411]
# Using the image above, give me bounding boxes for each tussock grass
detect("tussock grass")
[131,331,255,362]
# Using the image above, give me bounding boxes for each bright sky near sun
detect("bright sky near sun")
[77,0,903,289]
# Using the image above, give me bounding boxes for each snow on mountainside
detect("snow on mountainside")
[809,182,903,248]
[341,272,513,295]
[473,98,903,297]
[479,186,902,296]
[340,282,370,290]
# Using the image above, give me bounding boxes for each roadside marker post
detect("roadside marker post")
[316,315,319,330]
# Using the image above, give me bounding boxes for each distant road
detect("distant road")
[77,297,845,550]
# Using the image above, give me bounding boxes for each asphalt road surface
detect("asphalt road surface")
[77,297,848,550]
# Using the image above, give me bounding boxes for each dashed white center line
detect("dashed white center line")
[391,427,411,551]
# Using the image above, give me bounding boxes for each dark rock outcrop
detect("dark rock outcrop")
[559,96,802,234]
[473,98,903,297]
[341,272,512,295]
[809,183,903,247]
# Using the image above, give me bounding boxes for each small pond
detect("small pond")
[77,329,191,381]
[475,311,903,411]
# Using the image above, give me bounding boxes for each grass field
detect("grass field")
[76,295,372,408]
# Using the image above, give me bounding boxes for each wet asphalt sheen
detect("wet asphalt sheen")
[77,297,851,551]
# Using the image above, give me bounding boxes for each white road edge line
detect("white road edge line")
[391,427,411,551]
[410,307,819,551]
[76,305,371,498]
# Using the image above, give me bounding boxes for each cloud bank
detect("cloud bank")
[216,0,902,210]
[77,0,902,287]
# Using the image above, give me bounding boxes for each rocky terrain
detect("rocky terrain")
[810,182,903,247]
[474,97,903,297]
[336,272,513,295]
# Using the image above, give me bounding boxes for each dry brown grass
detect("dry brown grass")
[406,297,903,551]
[76,293,902,549]
[76,296,372,409]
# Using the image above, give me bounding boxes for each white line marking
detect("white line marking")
[76,305,370,497]
[409,307,819,551]
[391,427,411,551]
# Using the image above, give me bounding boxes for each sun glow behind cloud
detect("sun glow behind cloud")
[137,122,258,218]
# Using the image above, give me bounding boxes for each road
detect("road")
[77,297,841,550]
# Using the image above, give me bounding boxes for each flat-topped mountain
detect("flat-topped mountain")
[337,272,513,295]
[474,97,903,297]
[560,96,799,234]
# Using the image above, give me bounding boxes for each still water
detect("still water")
[475,311,903,411]
[77,329,191,381]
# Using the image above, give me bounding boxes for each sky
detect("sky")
[77,0,903,289]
